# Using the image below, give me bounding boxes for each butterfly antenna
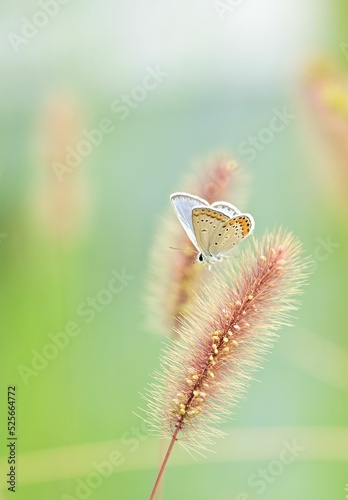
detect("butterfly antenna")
[169,246,196,255]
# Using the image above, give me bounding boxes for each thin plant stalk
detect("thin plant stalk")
[149,427,180,500]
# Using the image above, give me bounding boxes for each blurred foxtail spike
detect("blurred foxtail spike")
[145,153,249,337]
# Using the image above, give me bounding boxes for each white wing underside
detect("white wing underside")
[211,201,240,218]
[170,192,209,250]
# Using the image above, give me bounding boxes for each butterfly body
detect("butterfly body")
[170,192,255,267]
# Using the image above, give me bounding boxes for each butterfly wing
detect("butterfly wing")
[170,192,209,250]
[207,214,255,255]
[211,201,240,218]
[191,207,230,255]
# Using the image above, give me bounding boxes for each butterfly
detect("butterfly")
[170,192,255,267]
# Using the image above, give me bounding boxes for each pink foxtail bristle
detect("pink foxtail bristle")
[142,230,309,454]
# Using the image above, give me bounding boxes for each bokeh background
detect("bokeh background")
[1,1,348,499]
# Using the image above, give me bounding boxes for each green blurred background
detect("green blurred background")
[1,1,348,499]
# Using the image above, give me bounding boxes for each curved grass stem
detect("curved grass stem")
[149,426,180,500]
